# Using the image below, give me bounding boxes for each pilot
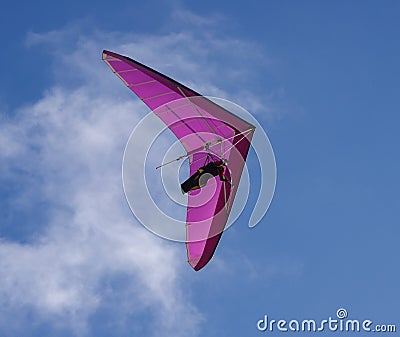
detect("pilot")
[181,159,231,194]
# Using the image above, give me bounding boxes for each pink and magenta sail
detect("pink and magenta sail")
[103,50,255,271]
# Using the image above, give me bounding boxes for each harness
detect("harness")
[204,152,220,166]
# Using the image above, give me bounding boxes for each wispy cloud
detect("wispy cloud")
[0,40,202,337]
[170,8,223,27]
[0,81,202,335]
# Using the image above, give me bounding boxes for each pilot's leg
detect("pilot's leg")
[181,171,201,194]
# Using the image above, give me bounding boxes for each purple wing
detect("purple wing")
[103,50,254,271]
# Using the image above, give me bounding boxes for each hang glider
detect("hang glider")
[102,50,255,271]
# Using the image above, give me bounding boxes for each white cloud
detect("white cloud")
[1,15,272,336]
[0,82,203,336]
[170,8,223,27]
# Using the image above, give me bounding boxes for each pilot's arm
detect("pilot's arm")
[218,167,231,183]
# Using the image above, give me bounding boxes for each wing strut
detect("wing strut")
[155,128,254,169]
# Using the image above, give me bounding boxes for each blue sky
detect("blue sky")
[1,1,400,336]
